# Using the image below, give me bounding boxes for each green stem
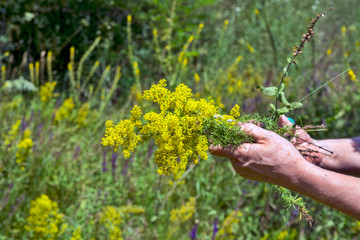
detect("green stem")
[299,69,350,102]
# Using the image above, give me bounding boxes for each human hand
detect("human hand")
[209,123,307,187]
[278,115,327,166]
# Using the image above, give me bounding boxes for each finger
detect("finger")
[278,115,293,127]
[209,142,255,160]
[238,123,272,142]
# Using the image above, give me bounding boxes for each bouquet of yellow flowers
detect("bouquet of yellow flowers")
[101,79,253,175]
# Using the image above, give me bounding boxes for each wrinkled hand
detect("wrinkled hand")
[278,115,325,166]
[209,123,306,186]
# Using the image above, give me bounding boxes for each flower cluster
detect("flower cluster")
[102,79,230,175]
[2,119,21,148]
[348,69,357,82]
[168,168,185,187]
[16,128,33,170]
[170,197,196,224]
[100,205,144,240]
[70,226,83,240]
[25,194,66,239]
[102,105,142,158]
[39,81,58,103]
[216,210,242,240]
[76,102,90,126]
[54,97,75,123]
[100,206,123,240]
[168,197,196,238]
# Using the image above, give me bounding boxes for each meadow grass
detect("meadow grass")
[1,0,360,239]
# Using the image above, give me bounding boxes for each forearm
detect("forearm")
[284,160,360,220]
[314,137,360,177]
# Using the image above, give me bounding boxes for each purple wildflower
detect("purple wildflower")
[73,146,80,160]
[189,223,199,240]
[102,150,107,172]
[212,218,219,240]
[30,110,34,122]
[21,116,27,131]
[112,153,117,178]
[36,123,44,137]
[289,207,299,222]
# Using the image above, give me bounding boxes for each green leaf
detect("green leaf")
[277,107,289,114]
[256,85,278,96]
[269,103,276,111]
[278,92,291,106]
[290,101,303,109]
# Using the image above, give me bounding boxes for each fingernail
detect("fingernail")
[287,117,296,124]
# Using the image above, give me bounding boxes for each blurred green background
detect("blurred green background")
[1,0,360,239]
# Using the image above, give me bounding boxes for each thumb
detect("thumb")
[209,123,271,158]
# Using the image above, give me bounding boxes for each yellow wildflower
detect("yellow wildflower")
[216,210,242,240]
[54,97,75,123]
[178,51,184,63]
[3,120,21,147]
[119,205,145,215]
[276,229,297,240]
[230,104,240,118]
[103,80,218,175]
[247,43,255,53]
[341,26,346,37]
[70,226,82,240]
[194,73,200,83]
[3,95,23,111]
[216,96,225,109]
[348,69,357,82]
[168,168,185,187]
[153,29,158,37]
[352,221,360,232]
[327,48,332,55]
[168,197,196,238]
[101,206,123,240]
[254,8,260,15]
[170,197,196,223]
[187,35,195,43]
[127,15,132,23]
[100,205,144,240]
[76,102,90,126]
[70,46,75,62]
[235,56,242,64]
[29,63,35,83]
[199,23,204,29]
[16,128,33,170]
[39,81,58,103]
[224,19,229,27]
[102,105,142,158]
[133,61,140,77]
[25,194,66,239]
[1,65,6,82]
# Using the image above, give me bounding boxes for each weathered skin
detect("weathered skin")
[209,117,360,220]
